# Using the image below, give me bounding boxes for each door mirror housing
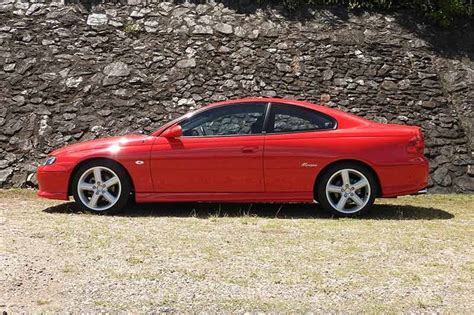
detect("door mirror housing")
[161,125,183,138]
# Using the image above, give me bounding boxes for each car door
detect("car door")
[263,102,337,193]
[150,102,268,193]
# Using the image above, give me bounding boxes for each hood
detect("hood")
[50,134,154,155]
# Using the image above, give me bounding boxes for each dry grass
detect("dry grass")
[0,189,473,313]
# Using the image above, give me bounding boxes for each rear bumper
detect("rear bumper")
[412,188,428,195]
[378,157,429,197]
[37,166,70,201]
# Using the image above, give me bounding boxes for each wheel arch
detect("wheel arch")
[67,157,136,197]
[313,159,382,201]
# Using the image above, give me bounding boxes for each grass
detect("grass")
[0,189,473,313]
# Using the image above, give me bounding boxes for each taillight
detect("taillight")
[407,129,424,154]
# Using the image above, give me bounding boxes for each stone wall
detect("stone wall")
[0,1,473,192]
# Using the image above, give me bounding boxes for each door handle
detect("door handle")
[241,146,259,153]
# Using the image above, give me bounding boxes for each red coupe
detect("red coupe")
[37,98,428,216]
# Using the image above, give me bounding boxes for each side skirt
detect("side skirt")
[135,192,314,203]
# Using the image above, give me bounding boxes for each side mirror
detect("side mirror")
[161,125,183,138]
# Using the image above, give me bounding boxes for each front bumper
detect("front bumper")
[37,166,70,201]
[37,190,69,200]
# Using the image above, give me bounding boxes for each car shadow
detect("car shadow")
[43,201,454,220]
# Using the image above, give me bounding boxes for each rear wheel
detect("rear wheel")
[72,160,131,214]
[316,163,377,217]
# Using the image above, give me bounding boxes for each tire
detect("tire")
[316,162,377,217]
[71,159,132,214]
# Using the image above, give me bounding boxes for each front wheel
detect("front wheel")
[71,160,131,214]
[316,163,377,217]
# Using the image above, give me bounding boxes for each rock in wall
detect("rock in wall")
[0,1,473,192]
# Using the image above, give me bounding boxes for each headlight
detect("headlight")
[43,156,57,165]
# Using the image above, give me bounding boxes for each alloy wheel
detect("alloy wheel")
[77,166,122,211]
[325,168,371,214]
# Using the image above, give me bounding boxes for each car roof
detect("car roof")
[208,97,321,108]
[207,97,334,114]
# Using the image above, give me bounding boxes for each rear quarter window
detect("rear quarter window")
[268,103,336,133]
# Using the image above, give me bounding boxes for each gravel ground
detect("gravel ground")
[1,190,473,313]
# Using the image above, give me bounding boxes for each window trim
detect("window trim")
[264,102,338,135]
[261,102,272,135]
[177,102,271,138]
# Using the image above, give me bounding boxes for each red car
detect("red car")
[37,98,428,216]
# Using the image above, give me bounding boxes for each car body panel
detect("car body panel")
[37,98,429,203]
[150,135,265,193]
[135,192,312,203]
[37,134,155,198]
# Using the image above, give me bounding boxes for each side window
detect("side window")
[180,103,267,137]
[268,103,336,133]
